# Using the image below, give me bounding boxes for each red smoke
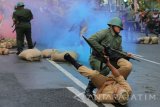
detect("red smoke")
[0,12,3,24]
[0,12,15,38]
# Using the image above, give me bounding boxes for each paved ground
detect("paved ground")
[0,54,90,107]
[0,31,160,107]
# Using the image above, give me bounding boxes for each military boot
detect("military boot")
[16,51,21,55]
[85,81,96,100]
[64,53,82,69]
[16,48,23,55]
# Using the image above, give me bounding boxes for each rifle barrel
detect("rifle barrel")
[107,46,140,62]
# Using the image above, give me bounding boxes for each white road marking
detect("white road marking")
[134,56,160,65]
[47,59,115,107]
[67,87,98,107]
[103,104,115,107]
[132,53,143,57]
[47,59,86,90]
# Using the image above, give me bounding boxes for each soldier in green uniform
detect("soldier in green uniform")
[85,17,133,99]
[12,2,33,55]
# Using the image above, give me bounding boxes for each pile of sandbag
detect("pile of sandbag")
[18,48,42,61]
[18,48,78,62]
[0,48,9,55]
[41,49,78,62]
[0,38,17,49]
[0,43,78,62]
[0,38,17,56]
[137,36,159,44]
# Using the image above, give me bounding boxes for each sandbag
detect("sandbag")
[3,48,9,55]
[0,48,3,55]
[41,49,53,58]
[6,42,13,49]
[137,37,144,44]
[51,51,77,62]
[0,41,15,49]
[19,48,42,61]
[137,36,159,44]
[0,48,2,55]
[0,39,5,43]
[0,48,9,55]
[10,40,17,48]
[143,37,151,44]
[0,42,7,48]
[0,38,17,48]
[150,37,158,44]
[8,39,17,48]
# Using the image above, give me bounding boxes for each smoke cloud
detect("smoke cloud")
[0,0,136,65]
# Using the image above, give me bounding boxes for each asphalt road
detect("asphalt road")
[0,31,160,107]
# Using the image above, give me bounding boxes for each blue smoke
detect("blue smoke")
[29,0,116,65]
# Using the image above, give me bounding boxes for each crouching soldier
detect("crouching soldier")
[64,53,132,105]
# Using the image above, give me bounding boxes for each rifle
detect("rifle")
[82,35,107,63]
[12,25,16,33]
[82,35,140,62]
[12,17,21,33]
[12,21,17,33]
[103,46,140,62]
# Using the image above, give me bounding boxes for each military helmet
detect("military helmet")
[16,2,25,7]
[108,17,123,30]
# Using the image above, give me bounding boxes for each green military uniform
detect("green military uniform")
[12,2,33,53]
[85,17,126,99]
[88,28,122,75]
[88,18,124,75]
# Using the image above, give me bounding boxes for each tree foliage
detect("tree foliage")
[138,0,160,10]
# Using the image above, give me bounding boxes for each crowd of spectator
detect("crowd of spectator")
[124,9,160,37]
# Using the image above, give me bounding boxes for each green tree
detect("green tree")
[138,0,160,10]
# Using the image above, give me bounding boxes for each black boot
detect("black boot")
[85,81,96,100]
[64,53,82,69]
[16,49,23,55]
[28,42,36,49]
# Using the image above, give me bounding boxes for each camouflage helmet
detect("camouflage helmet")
[108,17,123,30]
[16,2,25,7]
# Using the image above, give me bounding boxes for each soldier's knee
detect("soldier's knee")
[125,61,132,72]
[117,58,132,72]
